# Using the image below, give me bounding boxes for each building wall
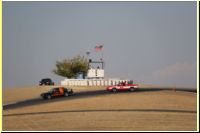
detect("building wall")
[61,79,129,86]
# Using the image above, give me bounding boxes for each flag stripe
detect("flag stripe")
[95,45,103,52]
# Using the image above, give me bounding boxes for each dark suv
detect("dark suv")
[39,78,54,86]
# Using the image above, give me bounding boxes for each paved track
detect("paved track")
[3,88,196,110]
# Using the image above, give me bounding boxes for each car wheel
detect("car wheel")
[47,95,51,99]
[130,87,135,92]
[112,88,117,92]
[64,93,69,97]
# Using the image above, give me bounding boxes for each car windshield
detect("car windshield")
[49,88,56,92]
[42,79,51,81]
[118,83,126,86]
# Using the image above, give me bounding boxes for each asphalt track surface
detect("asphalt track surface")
[3,88,197,111]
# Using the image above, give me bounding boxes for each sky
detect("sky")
[3,1,197,88]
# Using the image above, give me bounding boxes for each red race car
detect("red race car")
[106,82,138,92]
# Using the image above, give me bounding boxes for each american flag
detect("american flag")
[95,45,103,52]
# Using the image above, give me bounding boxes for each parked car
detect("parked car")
[106,82,138,92]
[39,78,54,86]
[40,87,73,100]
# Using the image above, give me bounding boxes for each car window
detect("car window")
[50,88,58,92]
[42,79,51,82]
[55,88,59,92]
[49,88,54,92]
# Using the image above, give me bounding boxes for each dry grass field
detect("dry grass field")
[2,85,197,131]
[3,86,106,105]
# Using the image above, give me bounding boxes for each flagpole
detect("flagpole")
[95,44,104,69]
[102,45,104,69]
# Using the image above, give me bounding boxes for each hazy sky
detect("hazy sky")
[3,1,197,88]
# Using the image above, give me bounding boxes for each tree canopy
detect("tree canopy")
[53,55,89,78]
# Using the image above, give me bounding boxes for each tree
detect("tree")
[53,55,89,78]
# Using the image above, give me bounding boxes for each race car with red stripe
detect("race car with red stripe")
[106,82,139,92]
